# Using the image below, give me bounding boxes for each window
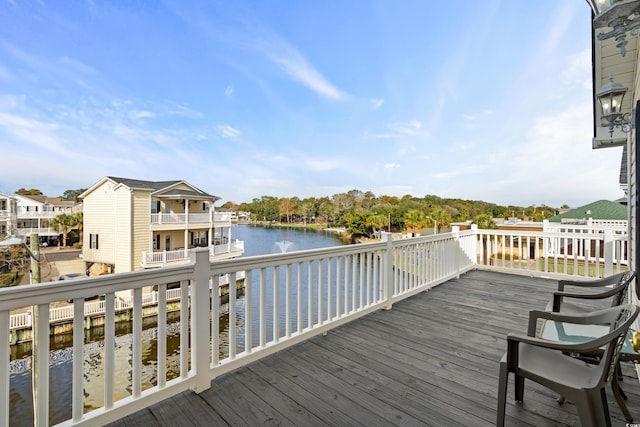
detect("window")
[0,200,6,210]
[89,233,99,249]
[151,200,161,214]
[203,202,209,211]
[191,231,207,247]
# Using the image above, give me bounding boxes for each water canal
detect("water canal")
[9,225,346,425]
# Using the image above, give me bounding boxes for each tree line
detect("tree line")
[221,190,559,238]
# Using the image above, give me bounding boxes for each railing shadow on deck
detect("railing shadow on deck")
[0,225,629,426]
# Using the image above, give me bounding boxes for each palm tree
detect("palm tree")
[73,212,83,247]
[472,214,498,265]
[403,209,428,236]
[428,206,452,233]
[51,213,76,248]
[366,213,387,238]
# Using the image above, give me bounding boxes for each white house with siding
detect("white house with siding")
[80,176,243,274]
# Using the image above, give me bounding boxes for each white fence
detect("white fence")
[8,288,185,330]
[150,212,232,225]
[0,227,628,426]
[142,240,244,266]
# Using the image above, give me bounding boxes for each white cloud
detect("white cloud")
[218,124,241,138]
[130,110,156,120]
[384,163,400,169]
[252,31,347,101]
[562,48,592,89]
[375,120,423,139]
[370,98,384,110]
[225,85,234,98]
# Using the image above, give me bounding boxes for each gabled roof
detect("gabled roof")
[81,176,219,201]
[548,199,627,222]
[14,194,75,207]
[107,177,183,192]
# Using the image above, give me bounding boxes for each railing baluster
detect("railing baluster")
[285,264,291,338]
[212,274,220,363]
[260,268,267,347]
[272,267,279,343]
[72,299,84,421]
[351,255,357,313]
[318,260,323,324]
[1,310,9,427]
[244,272,252,353]
[33,303,49,427]
[104,292,115,409]
[296,264,302,333]
[180,280,189,379]
[307,262,313,329]
[132,287,142,398]
[327,257,333,321]
[157,284,167,388]
[359,252,365,305]
[229,272,237,358]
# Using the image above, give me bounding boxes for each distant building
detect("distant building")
[80,176,243,274]
[548,199,627,227]
[0,193,17,239]
[0,192,81,245]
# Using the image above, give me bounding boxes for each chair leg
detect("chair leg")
[514,374,525,403]
[573,394,601,427]
[497,360,509,427]
[612,378,633,422]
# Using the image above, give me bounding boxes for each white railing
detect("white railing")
[543,219,628,234]
[8,277,244,330]
[473,225,628,278]
[150,212,232,225]
[16,210,71,219]
[150,213,187,224]
[0,227,627,426]
[15,227,58,237]
[142,240,244,266]
[213,212,232,222]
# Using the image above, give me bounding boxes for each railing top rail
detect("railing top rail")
[0,262,195,311]
[473,228,627,240]
[210,240,387,274]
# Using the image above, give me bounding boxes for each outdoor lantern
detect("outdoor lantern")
[596,75,632,136]
[588,0,640,56]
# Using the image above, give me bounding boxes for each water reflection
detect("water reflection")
[9,310,236,426]
[9,226,346,425]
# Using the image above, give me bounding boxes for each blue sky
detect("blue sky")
[0,0,625,208]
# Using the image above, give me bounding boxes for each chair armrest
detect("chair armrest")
[528,307,625,336]
[557,273,625,291]
[507,331,614,354]
[551,282,630,311]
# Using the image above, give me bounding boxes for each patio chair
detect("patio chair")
[497,304,640,427]
[547,271,636,313]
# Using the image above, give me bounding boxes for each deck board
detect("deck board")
[108,270,640,426]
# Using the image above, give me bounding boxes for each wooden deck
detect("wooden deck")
[108,270,640,426]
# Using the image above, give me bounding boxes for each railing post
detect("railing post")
[190,248,211,393]
[470,224,479,267]
[603,228,614,277]
[382,232,394,310]
[451,226,461,277]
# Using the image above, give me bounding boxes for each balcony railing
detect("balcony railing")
[150,212,232,225]
[142,240,245,267]
[15,227,59,237]
[0,226,628,426]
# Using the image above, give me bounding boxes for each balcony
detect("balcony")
[0,227,634,426]
[150,212,232,228]
[14,227,59,237]
[141,240,245,267]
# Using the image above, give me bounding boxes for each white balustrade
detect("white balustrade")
[0,227,627,426]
